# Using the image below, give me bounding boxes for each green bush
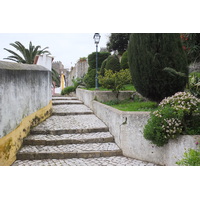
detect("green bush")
[128,33,189,102]
[72,77,83,88]
[144,92,200,146]
[83,68,96,88]
[120,50,129,69]
[105,55,121,72]
[176,143,200,166]
[144,106,183,146]
[98,69,131,98]
[61,86,75,95]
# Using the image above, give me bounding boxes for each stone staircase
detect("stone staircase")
[12,97,157,166]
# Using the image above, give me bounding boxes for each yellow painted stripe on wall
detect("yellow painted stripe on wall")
[0,101,52,166]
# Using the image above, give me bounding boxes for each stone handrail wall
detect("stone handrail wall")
[0,61,52,165]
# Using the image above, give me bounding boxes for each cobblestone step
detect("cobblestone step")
[17,143,122,160]
[52,100,83,105]
[52,104,93,115]
[12,156,157,166]
[31,115,109,135]
[24,132,114,145]
[52,97,78,100]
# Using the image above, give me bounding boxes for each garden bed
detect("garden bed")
[103,99,158,112]
[82,84,135,92]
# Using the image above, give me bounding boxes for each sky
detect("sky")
[0,33,110,69]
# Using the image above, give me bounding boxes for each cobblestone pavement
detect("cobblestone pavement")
[12,156,157,166]
[52,97,78,100]
[13,97,158,166]
[52,100,83,105]
[53,104,93,115]
[26,132,113,141]
[18,142,120,153]
[31,115,108,134]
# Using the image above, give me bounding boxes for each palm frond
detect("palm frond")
[32,45,41,57]
[10,41,26,55]
[4,48,26,63]
[38,46,51,55]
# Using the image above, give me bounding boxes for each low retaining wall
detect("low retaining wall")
[0,61,52,165]
[76,89,200,166]
[76,88,133,109]
[92,101,200,166]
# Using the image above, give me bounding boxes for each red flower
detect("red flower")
[182,46,187,50]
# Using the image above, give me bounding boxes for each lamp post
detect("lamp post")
[93,33,101,90]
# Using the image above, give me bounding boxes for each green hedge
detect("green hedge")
[84,52,110,88]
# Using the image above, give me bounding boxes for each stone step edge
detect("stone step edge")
[52,98,78,100]
[17,150,123,160]
[30,127,109,135]
[23,137,114,145]
[52,112,93,116]
[52,102,83,105]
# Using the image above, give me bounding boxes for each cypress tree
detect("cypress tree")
[128,33,189,102]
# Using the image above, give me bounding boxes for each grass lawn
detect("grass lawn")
[103,99,158,112]
[83,84,136,91]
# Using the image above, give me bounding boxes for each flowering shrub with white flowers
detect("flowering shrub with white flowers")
[144,92,200,146]
[159,92,200,114]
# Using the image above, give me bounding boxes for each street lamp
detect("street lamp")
[93,33,101,90]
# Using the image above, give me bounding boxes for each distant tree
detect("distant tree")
[107,33,130,55]
[4,41,50,64]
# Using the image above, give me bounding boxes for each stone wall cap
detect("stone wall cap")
[77,88,134,94]
[0,61,49,71]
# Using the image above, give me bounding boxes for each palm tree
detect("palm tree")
[4,41,60,86]
[4,41,50,64]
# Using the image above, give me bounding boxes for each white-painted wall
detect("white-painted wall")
[36,54,53,71]
[0,61,52,138]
